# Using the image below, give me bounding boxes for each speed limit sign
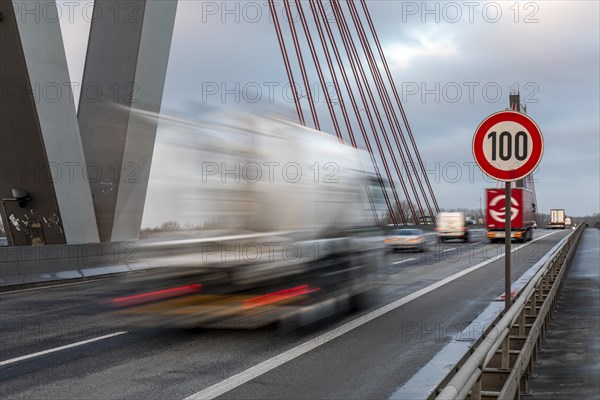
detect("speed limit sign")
[472,110,543,181]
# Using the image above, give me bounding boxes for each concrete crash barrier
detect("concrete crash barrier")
[0,241,141,288]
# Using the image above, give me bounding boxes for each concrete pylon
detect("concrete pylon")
[0,0,99,245]
[77,0,178,242]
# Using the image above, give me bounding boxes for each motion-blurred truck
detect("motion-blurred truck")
[111,111,385,329]
[486,187,536,243]
[547,209,566,229]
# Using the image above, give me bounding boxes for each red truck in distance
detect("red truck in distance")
[486,187,536,243]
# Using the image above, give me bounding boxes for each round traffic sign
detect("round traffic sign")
[472,110,543,181]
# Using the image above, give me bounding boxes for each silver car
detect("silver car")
[385,229,427,252]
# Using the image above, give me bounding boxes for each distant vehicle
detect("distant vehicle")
[385,229,426,252]
[436,212,469,243]
[547,209,566,229]
[564,216,573,228]
[532,221,538,229]
[486,188,536,243]
[418,215,435,225]
[466,218,476,225]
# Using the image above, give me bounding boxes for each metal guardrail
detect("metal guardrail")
[434,224,585,400]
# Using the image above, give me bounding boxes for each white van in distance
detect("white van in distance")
[436,212,469,243]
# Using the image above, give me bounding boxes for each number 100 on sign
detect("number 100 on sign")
[485,125,530,168]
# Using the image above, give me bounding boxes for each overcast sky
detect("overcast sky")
[58,1,599,226]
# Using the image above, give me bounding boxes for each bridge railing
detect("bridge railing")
[434,224,585,400]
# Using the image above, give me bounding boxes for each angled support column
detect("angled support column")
[78,0,178,242]
[0,0,99,245]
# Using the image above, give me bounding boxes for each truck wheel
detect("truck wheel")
[521,231,528,243]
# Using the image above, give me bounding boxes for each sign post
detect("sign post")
[505,182,511,311]
[473,111,543,311]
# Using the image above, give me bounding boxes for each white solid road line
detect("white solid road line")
[0,331,127,367]
[442,247,457,252]
[184,231,560,400]
[393,258,416,265]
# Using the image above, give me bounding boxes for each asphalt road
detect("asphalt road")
[0,229,571,400]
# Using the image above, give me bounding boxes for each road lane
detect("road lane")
[191,231,564,399]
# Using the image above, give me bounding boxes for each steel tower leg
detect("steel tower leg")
[77,0,178,242]
[0,0,99,245]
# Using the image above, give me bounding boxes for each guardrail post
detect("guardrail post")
[502,335,510,369]
[471,377,482,400]
[535,286,544,339]
[518,309,526,337]
[528,295,535,317]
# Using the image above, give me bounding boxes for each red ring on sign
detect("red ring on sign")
[472,111,543,181]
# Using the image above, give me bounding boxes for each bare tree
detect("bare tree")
[574,212,600,228]
[183,222,203,231]
[160,221,181,232]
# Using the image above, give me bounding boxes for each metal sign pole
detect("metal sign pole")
[505,182,512,310]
